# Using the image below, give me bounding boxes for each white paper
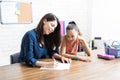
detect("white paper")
[40,63,70,70]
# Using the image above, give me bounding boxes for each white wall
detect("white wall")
[92,0,120,41]
[0,0,92,66]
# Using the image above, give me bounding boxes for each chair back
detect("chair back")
[10,52,20,64]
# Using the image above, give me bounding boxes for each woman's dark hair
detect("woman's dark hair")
[67,21,82,35]
[36,13,61,51]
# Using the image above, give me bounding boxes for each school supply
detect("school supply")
[97,53,115,60]
[40,63,70,70]
[104,41,120,58]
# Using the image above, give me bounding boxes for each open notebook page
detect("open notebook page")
[40,63,71,70]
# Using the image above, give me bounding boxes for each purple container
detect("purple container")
[104,41,120,58]
[108,48,120,58]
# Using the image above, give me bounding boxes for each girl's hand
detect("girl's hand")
[78,36,85,41]
[61,57,72,63]
[78,56,91,62]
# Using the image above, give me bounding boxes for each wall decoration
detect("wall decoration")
[60,20,70,36]
[0,1,32,24]
[60,21,64,36]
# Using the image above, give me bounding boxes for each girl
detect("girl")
[60,21,91,62]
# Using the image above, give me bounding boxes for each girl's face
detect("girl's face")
[66,29,78,41]
[43,20,57,35]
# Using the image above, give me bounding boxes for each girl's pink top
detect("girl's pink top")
[66,38,79,54]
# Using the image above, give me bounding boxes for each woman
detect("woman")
[19,13,71,67]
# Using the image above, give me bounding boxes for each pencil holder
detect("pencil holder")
[104,41,120,58]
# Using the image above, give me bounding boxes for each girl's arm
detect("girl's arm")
[78,36,91,56]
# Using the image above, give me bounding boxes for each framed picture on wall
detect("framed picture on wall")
[0,1,32,24]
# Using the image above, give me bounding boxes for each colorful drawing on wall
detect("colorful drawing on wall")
[60,21,64,36]
[0,1,32,24]
[60,20,70,36]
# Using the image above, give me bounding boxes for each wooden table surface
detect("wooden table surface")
[0,49,120,80]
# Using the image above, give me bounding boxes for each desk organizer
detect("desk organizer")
[104,41,120,58]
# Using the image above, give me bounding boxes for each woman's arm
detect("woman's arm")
[35,61,55,67]
[52,53,71,63]
[20,31,51,67]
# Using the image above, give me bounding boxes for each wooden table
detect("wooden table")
[0,49,120,80]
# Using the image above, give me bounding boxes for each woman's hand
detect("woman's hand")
[61,57,72,63]
[43,62,59,68]
[52,53,72,64]
[35,61,58,68]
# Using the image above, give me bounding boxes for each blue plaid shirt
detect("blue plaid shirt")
[18,29,58,67]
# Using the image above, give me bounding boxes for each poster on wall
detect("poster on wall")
[60,21,64,36]
[60,20,70,36]
[0,1,32,24]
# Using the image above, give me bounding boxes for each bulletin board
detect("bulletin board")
[0,1,32,24]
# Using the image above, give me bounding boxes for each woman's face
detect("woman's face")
[43,20,57,35]
[66,29,78,42]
